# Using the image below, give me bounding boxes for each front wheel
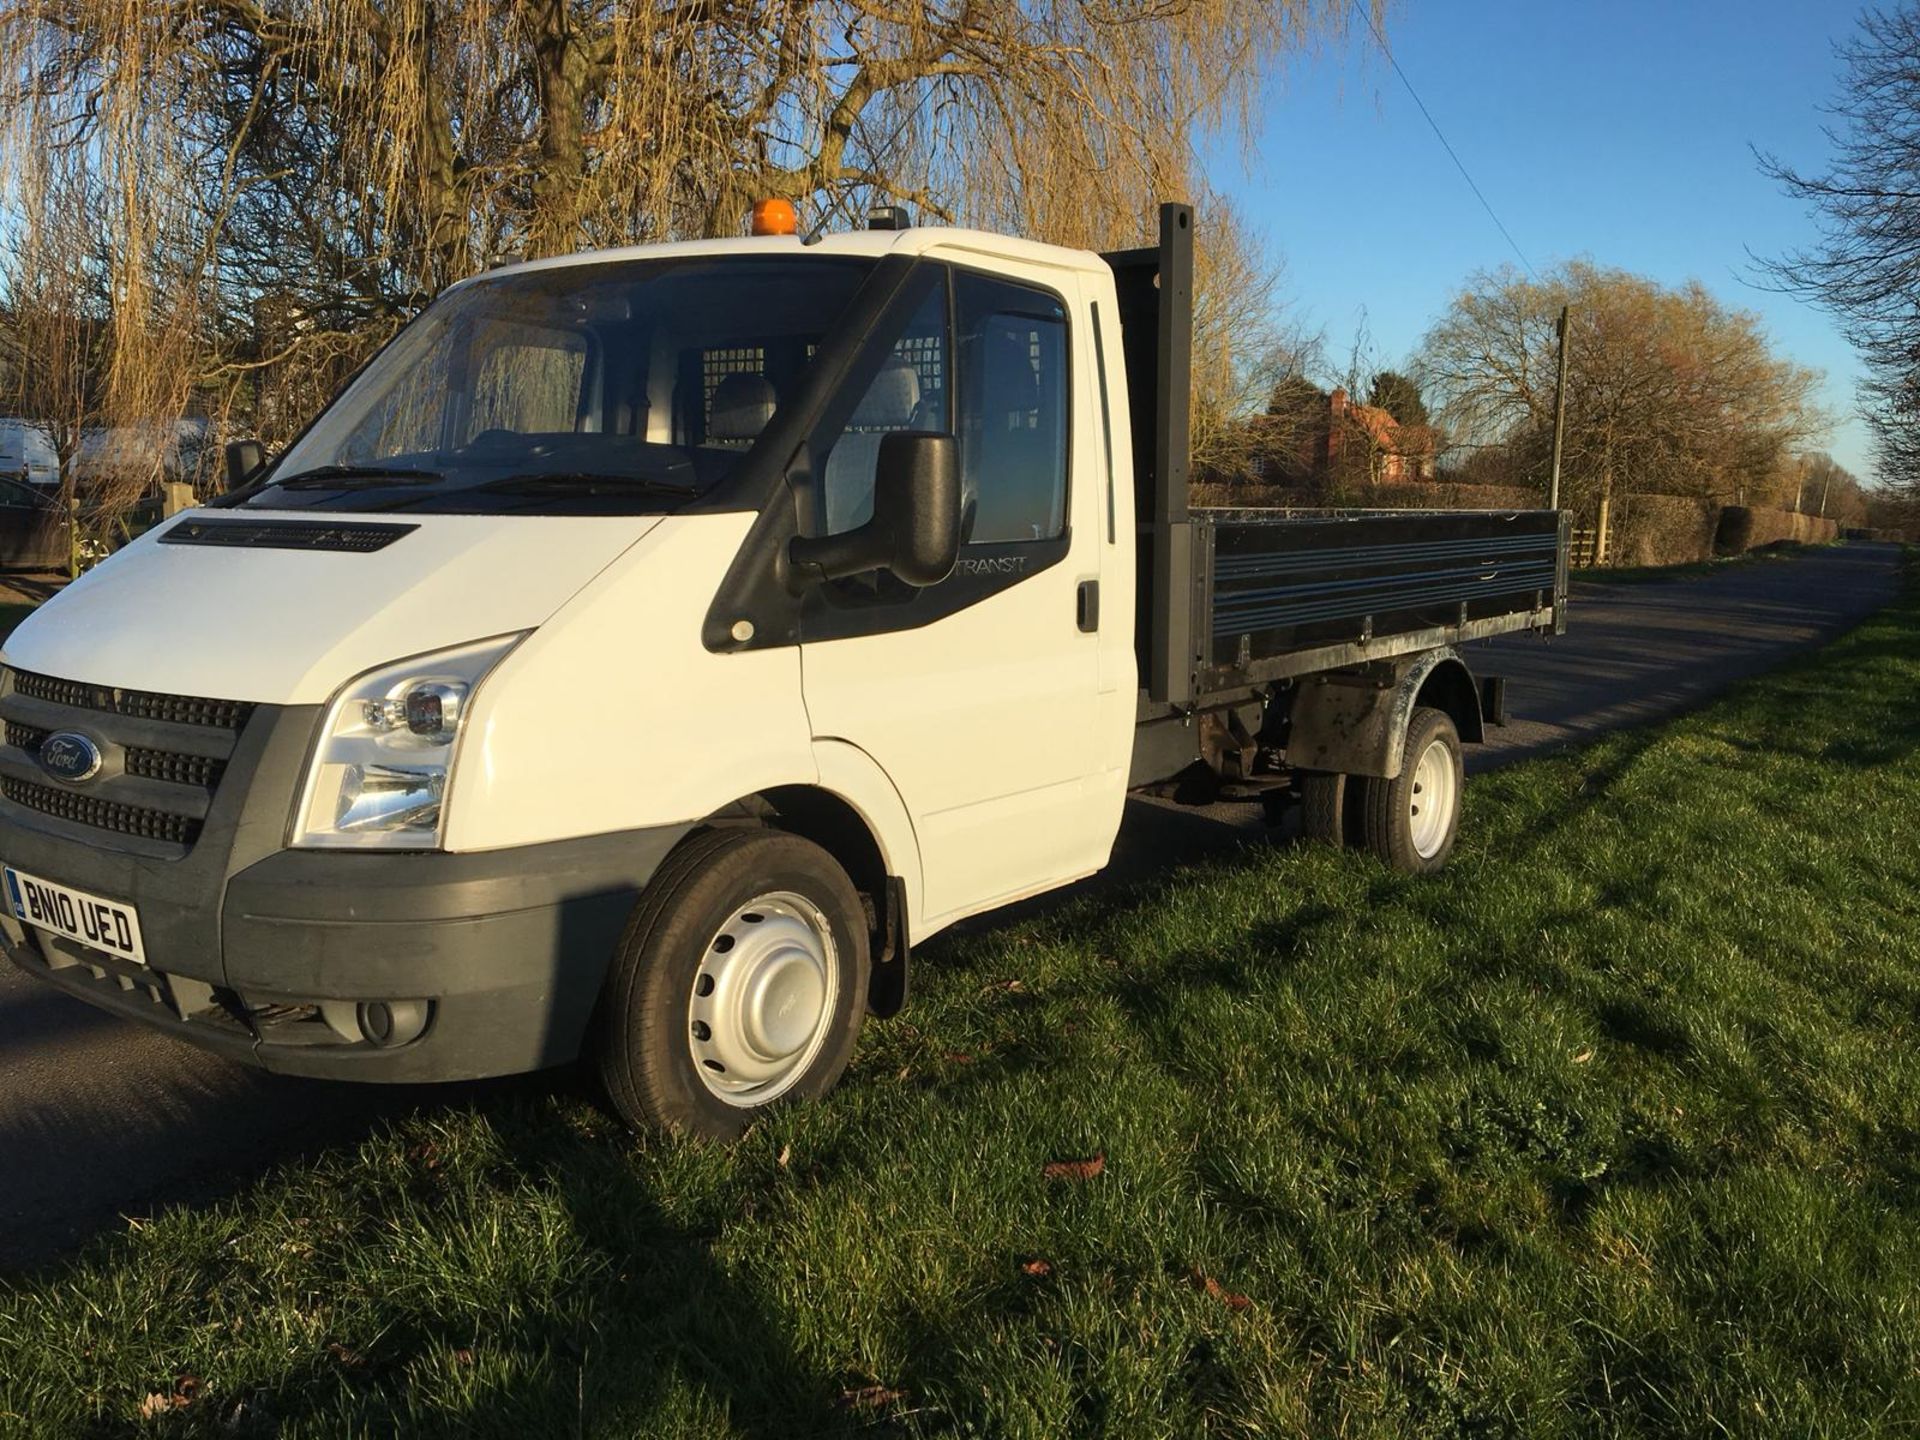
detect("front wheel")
[1358,707,1463,874]
[593,828,870,1139]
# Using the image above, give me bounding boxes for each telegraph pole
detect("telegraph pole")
[1548,306,1571,511]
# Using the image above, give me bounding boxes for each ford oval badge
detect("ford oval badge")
[39,731,103,784]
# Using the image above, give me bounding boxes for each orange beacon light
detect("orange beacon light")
[750,198,799,237]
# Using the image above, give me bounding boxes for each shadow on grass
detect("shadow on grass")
[212,1116,852,1439]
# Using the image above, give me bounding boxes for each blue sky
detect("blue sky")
[1206,0,1873,478]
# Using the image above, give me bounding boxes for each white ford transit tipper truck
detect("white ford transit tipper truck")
[0,204,1566,1137]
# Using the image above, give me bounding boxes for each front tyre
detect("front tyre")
[1358,707,1464,874]
[593,828,869,1139]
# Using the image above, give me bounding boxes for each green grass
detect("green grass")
[5,582,1920,1438]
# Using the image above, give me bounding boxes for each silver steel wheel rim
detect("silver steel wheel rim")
[688,890,839,1108]
[1408,736,1457,859]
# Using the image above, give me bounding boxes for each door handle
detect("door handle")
[1077,579,1100,633]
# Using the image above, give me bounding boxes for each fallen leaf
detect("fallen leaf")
[943,1051,976,1065]
[1043,1152,1105,1181]
[1190,1268,1252,1311]
[327,1342,364,1370]
[136,1375,201,1420]
[837,1384,907,1411]
[1572,1048,1594,1064]
[452,1348,474,1367]
[776,1144,791,1168]
[981,978,1026,994]
[1020,1258,1053,1277]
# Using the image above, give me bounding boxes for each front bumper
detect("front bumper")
[1,828,691,1081]
[0,681,690,1080]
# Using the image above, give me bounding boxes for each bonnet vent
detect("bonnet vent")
[159,518,418,553]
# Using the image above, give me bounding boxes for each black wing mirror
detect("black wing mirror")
[788,432,960,587]
[224,439,267,491]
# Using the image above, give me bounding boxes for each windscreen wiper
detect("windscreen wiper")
[272,464,444,489]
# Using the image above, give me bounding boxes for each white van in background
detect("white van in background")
[0,420,59,488]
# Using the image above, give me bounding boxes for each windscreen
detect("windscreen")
[227,255,876,515]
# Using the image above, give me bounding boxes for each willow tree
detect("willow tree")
[0,0,1357,525]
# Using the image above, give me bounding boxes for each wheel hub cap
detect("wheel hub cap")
[1408,735,1457,859]
[689,892,838,1106]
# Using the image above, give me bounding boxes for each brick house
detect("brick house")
[1249,384,1437,487]
[1325,388,1437,482]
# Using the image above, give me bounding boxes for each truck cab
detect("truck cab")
[0,206,1564,1138]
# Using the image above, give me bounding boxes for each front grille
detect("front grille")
[10,672,92,710]
[3,721,222,790]
[0,668,249,851]
[125,746,223,789]
[8,668,254,732]
[2,777,200,846]
[115,688,254,730]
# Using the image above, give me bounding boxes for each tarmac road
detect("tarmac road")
[1468,542,1904,767]
[0,542,1903,1272]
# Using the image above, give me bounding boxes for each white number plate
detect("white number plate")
[4,865,147,965]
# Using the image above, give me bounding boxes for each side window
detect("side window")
[463,320,589,439]
[338,316,590,462]
[819,278,949,535]
[956,272,1068,544]
[344,347,446,461]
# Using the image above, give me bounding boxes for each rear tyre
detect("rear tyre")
[593,828,869,1140]
[1358,706,1463,874]
[1298,771,1349,846]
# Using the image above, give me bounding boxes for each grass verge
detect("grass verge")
[4,580,1920,1438]
[1578,540,1836,586]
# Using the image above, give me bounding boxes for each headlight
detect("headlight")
[292,634,525,849]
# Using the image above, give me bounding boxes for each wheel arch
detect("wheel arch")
[701,755,920,1017]
[1414,655,1485,745]
[1286,645,1482,780]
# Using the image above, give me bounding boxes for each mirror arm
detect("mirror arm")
[787,527,884,584]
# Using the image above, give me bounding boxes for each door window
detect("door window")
[955,272,1069,544]
[818,280,950,534]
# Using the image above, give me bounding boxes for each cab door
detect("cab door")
[799,262,1121,930]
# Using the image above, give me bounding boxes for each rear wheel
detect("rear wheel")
[593,828,869,1139]
[1358,707,1463,873]
[1299,771,1349,846]
[1299,770,1369,848]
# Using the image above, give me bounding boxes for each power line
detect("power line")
[1348,0,1539,280]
